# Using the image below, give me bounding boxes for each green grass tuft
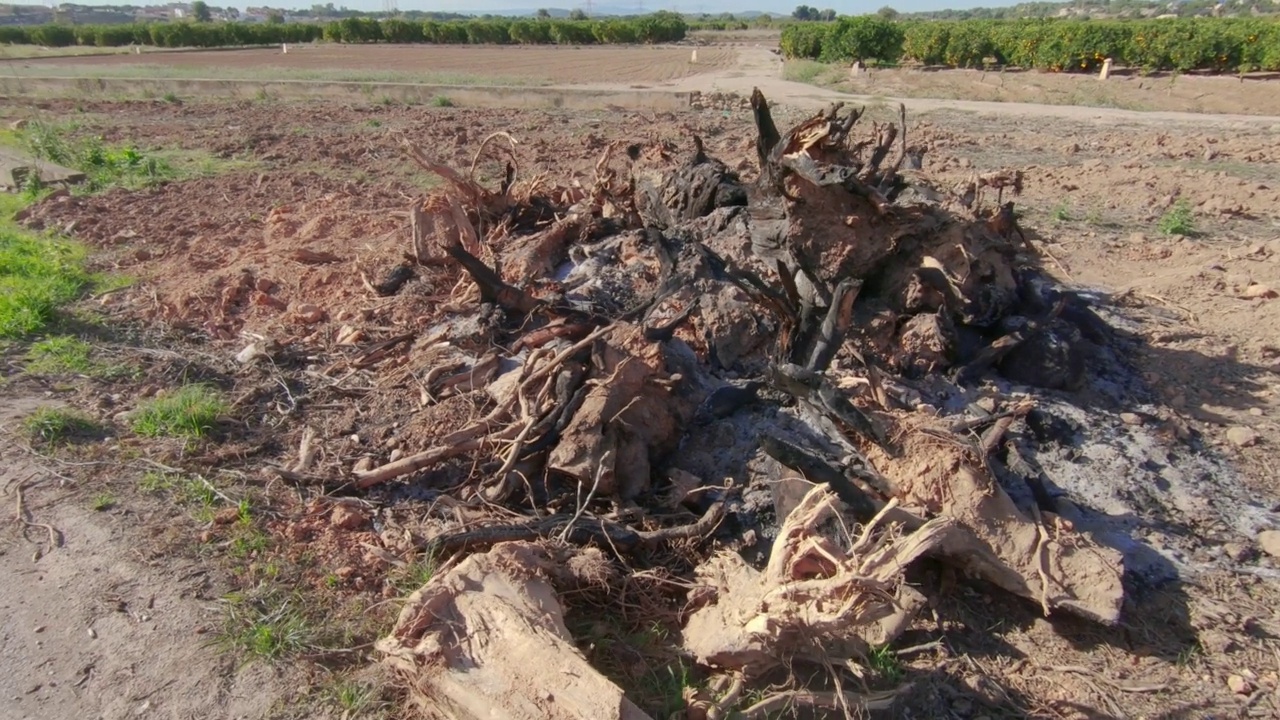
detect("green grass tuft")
[229,526,272,558]
[431,95,455,108]
[1157,198,1196,236]
[22,406,99,444]
[90,492,117,511]
[214,591,315,662]
[328,679,385,716]
[0,195,91,339]
[867,643,904,683]
[25,335,131,377]
[391,552,438,594]
[131,384,227,439]
[26,336,94,374]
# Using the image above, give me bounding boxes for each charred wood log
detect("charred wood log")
[759,435,879,522]
[806,278,862,373]
[443,242,540,315]
[954,299,1067,386]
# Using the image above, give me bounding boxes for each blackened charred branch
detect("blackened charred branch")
[759,435,881,522]
[806,278,862,373]
[954,299,1068,386]
[778,153,891,215]
[750,87,781,173]
[443,242,539,315]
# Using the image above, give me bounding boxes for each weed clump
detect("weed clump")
[132,384,226,439]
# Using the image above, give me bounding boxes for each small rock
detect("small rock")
[87,627,97,639]
[134,248,151,262]
[335,325,364,345]
[352,456,374,473]
[235,343,267,364]
[330,503,368,531]
[34,626,45,634]
[290,303,325,325]
[1250,407,1264,416]
[1223,542,1255,563]
[1258,530,1280,559]
[1128,231,1147,245]
[255,277,276,293]
[10,119,29,130]
[1201,629,1239,655]
[251,291,287,310]
[1204,148,1217,162]
[1242,284,1278,299]
[1120,412,1143,426]
[1226,674,1252,695]
[389,448,404,462]
[1227,426,1260,447]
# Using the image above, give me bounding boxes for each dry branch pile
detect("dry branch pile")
[370,90,1126,718]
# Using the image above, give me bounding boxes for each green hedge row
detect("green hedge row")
[0,12,688,49]
[781,17,1280,73]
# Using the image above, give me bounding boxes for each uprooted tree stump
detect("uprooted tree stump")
[371,90,1126,718]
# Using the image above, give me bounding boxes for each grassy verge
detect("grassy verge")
[782,58,846,86]
[0,45,168,60]
[0,193,91,339]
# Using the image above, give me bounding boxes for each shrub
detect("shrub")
[902,21,951,65]
[785,16,1280,74]
[780,22,832,59]
[817,16,904,64]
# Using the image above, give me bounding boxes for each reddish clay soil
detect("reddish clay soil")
[4,97,1280,719]
[17,43,740,85]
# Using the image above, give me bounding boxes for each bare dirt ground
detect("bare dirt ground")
[0,397,312,720]
[2,69,1280,719]
[13,37,1280,120]
[13,43,740,86]
[822,64,1280,117]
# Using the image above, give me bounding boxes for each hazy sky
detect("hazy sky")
[62,0,1027,16]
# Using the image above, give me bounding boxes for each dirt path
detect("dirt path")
[14,42,1280,126]
[1,399,298,720]
[616,46,1280,126]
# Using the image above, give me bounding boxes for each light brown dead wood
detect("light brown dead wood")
[863,415,1125,625]
[376,541,654,720]
[352,324,614,489]
[683,486,933,678]
[682,474,1124,682]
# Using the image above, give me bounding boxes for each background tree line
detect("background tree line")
[780,16,1280,73]
[0,11,688,48]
